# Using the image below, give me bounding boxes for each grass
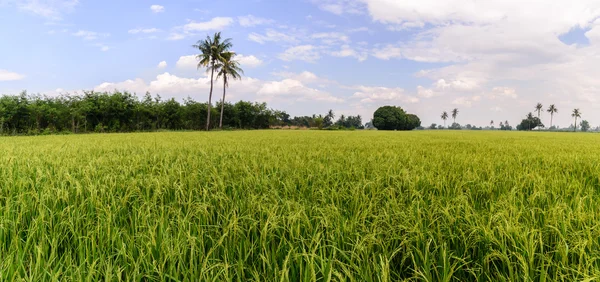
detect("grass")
[0,130,599,281]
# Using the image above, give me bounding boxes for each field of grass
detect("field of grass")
[1,130,600,281]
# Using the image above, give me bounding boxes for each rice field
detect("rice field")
[1,130,600,281]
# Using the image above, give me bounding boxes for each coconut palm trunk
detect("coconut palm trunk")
[219,76,227,129]
[574,116,577,132]
[206,64,215,131]
[550,114,553,128]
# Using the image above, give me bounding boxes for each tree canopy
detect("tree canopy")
[372,106,421,130]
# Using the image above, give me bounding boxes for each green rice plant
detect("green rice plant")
[0,131,599,281]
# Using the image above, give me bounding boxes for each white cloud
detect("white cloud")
[330,45,368,61]
[258,79,343,103]
[157,61,167,69]
[311,0,365,15]
[273,71,333,85]
[238,15,274,27]
[0,69,25,81]
[352,86,419,104]
[175,55,198,70]
[167,33,185,41]
[72,30,109,40]
[236,55,263,68]
[183,17,234,32]
[13,0,78,20]
[128,28,161,34]
[278,45,321,63]
[150,5,164,13]
[94,72,262,101]
[489,87,518,99]
[311,32,349,45]
[248,29,298,44]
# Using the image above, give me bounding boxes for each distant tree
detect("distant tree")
[373,106,420,130]
[215,52,243,129]
[437,125,443,129]
[324,109,335,127]
[580,120,590,132]
[441,111,449,128]
[490,120,494,128]
[516,112,544,130]
[314,116,324,129]
[193,32,233,130]
[429,123,437,129]
[466,124,472,130]
[449,122,461,130]
[572,108,581,132]
[535,103,543,119]
[451,108,459,124]
[547,104,558,129]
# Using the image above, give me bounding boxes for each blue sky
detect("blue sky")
[2,0,600,127]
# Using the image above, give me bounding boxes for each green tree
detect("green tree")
[451,108,459,124]
[580,120,590,132]
[373,106,420,130]
[215,52,244,129]
[193,32,233,131]
[441,111,448,128]
[547,104,557,129]
[516,112,544,130]
[535,103,543,119]
[572,108,581,132]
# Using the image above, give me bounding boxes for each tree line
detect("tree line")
[0,91,365,135]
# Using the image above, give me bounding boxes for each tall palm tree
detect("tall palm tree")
[535,103,543,118]
[490,120,494,128]
[215,52,244,129]
[451,108,459,124]
[441,111,449,128]
[572,108,581,132]
[547,104,557,129]
[193,32,233,131]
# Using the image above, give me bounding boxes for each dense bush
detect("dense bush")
[372,106,421,130]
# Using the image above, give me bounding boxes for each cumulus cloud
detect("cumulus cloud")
[248,29,298,44]
[12,0,78,20]
[183,17,234,32]
[236,54,263,68]
[330,45,368,61]
[311,0,365,15]
[94,72,261,101]
[128,28,161,34]
[238,15,274,27]
[157,61,167,69]
[150,5,164,13]
[278,45,321,62]
[72,30,109,40]
[0,69,25,81]
[258,79,344,103]
[175,55,198,70]
[351,86,419,104]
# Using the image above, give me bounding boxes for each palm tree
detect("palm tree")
[490,120,494,128]
[451,108,459,124]
[572,108,581,132]
[547,104,557,129]
[441,111,449,128]
[535,103,543,118]
[215,52,244,129]
[193,32,233,131]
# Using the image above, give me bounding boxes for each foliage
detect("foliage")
[517,113,544,130]
[373,106,420,130]
[448,122,461,130]
[0,91,300,134]
[580,120,590,132]
[1,131,600,280]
